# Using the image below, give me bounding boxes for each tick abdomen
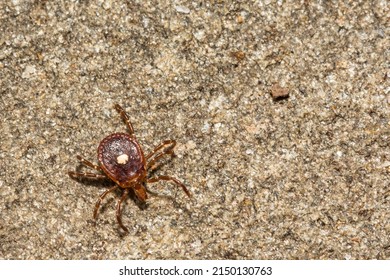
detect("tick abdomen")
[98,133,145,183]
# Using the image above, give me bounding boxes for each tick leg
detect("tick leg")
[116,188,130,232]
[94,185,119,219]
[147,175,191,197]
[68,171,107,180]
[76,155,102,172]
[146,140,176,169]
[114,104,134,137]
[146,140,176,160]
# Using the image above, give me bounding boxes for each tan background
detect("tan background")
[0,0,389,259]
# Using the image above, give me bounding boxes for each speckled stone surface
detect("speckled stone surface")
[0,0,389,259]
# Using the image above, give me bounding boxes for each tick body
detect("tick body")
[69,104,190,232]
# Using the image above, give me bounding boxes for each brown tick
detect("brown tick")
[68,104,190,232]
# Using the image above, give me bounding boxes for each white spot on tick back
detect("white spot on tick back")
[117,154,129,164]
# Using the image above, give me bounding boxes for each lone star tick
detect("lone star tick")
[68,104,191,232]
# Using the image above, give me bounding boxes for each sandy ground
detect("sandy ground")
[0,1,389,259]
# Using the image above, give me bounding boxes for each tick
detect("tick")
[68,104,191,232]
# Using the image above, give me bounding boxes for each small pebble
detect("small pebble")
[175,5,190,14]
[271,83,289,100]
